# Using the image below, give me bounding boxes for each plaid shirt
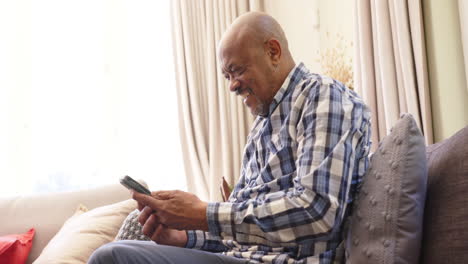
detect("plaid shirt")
[186,63,371,263]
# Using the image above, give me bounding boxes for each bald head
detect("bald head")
[218,12,291,60]
[217,12,296,117]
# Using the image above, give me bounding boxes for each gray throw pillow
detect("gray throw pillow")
[345,113,427,263]
[420,125,468,263]
[115,209,151,241]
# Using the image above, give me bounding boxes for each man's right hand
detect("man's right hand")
[138,205,188,247]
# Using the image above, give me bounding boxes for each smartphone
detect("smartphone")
[120,175,151,195]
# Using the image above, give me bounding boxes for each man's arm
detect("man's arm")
[132,81,371,247]
[205,81,371,246]
[133,191,229,252]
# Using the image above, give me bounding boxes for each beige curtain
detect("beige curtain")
[459,0,468,93]
[354,0,433,149]
[171,0,264,201]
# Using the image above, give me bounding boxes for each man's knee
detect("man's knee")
[88,241,127,264]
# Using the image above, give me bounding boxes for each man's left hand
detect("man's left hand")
[132,190,209,231]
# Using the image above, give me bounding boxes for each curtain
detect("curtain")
[459,0,468,93]
[171,0,264,201]
[354,0,433,149]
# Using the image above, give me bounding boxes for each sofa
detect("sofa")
[0,183,134,263]
[420,125,468,263]
[1,124,467,264]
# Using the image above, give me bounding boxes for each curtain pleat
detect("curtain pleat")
[354,0,433,149]
[171,0,261,200]
[459,0,468,93]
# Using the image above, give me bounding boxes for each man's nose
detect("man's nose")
[229,79,240,93]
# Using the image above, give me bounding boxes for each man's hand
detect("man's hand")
[133,190,209,231]
[138,206,188,247]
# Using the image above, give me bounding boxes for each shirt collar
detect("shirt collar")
[264,62,309,117]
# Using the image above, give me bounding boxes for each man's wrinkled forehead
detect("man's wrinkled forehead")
[219,52,239,75]
[218,38,242,72]
[218,29,257,70]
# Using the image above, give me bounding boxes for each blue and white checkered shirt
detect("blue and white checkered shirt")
[186,63,371,263]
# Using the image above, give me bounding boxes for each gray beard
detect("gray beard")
[252,100,267,116]
[240,87,267,117]
[250,95,267,117]
[236,88,268,117]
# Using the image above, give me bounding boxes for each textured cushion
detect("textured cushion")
[33,199,136,264]
[115,179,151,241]
[115,209,150,241]
[0,228,35,264]
[345,113,427,263]
[420,126,468,264]
[0,183,131,264]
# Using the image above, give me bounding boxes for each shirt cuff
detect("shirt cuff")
[185,230,206,249]
[206,202,234,237]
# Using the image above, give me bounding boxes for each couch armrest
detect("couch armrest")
[0,183,131,263]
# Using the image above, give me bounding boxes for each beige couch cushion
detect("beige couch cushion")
[33,199,136,264]
[0,183,130,263]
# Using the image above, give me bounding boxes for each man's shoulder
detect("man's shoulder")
[291,72,360,103]
[289,72,370,123]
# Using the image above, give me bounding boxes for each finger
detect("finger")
[130,191,145,211]
[142,214,160,238]
[138,202,144,211]
[138,206,153,226]
[150,223,165,243]
[133,190,164,211]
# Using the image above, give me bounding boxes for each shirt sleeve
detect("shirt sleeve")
[205,80,371,247]
[185,230,228,252]
[184,174,249,252]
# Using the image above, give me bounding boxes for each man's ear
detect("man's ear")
[265,38,282,64]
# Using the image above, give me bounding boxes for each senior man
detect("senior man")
[89,11,371,264]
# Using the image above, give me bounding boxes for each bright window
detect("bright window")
[0,0,185,197]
